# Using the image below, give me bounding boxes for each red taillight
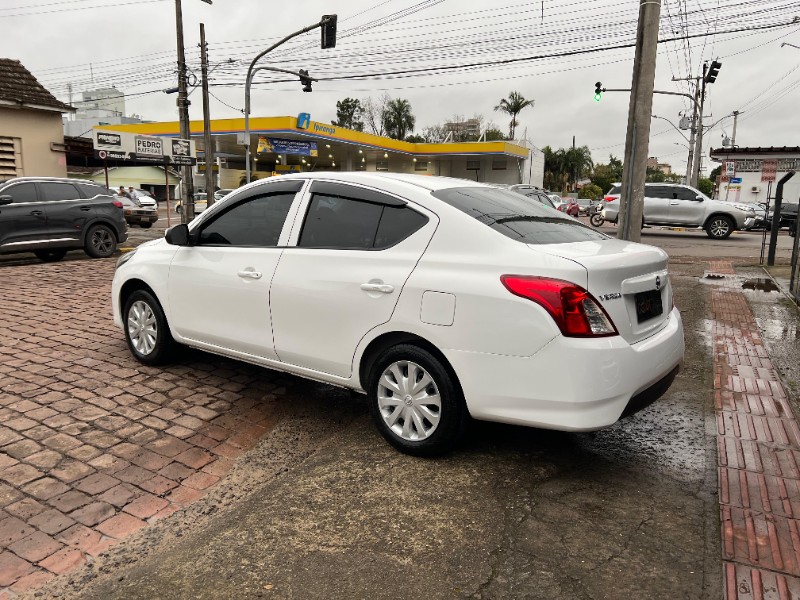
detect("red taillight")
[604,195,616,202]
[113,200,123,208]
[500,275,618,337]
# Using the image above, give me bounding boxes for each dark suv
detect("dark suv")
[0,177,128,262]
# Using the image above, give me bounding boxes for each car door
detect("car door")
[166,179,304,360]
[668,186,706,225]
[642,184,671,223]
[0,181,49,252]
[269,180,437,378]
[38,181,93,244]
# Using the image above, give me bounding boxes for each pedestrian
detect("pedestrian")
[118,186,131,199]
[128,186,137,200]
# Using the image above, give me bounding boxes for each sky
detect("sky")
[3,0,800,176]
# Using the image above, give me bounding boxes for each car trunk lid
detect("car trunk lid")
[530,238,672,344]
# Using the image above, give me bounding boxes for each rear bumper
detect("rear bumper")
[444,306,684,431]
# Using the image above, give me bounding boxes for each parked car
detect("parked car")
[0,177,127,262]
[508,184,557,209]
[758,201,798,230]
[119,195,158,228]
[113,173,683,456]
[602,183,757,239]
[130,189,157,207]
[575,197,595,216]
[175,193,207,215]
[553,197,580,217]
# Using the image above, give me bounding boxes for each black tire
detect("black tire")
[122,289,175,365]
[176,205,183,214]
[367,344,467,456]
[34,249,67,263]
[705,215,735,239]
[141,222,153,229]
[590,213,604,227]
[84,224,117,258]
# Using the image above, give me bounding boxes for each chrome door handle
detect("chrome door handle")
[79,206,92,211]
[30,210,43,216]
[360,282,394,294]
[670,202,680,205]
[237,270,262,279]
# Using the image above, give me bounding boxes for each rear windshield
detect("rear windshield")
[609,185,621,195]
[432,187,609,245]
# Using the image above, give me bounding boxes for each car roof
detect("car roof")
[274,171,490,193]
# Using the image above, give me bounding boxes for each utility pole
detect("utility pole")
[730,110,740,147]
[618,0,661,243]
[174,0,194,224]
[200,23,215,207]
[684,83,700,185]
[690,64,708,187]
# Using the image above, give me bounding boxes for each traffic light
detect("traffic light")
[321,14,338,49]
[594,82,603,102]
[705,60,721,84]
[298,70,312,92]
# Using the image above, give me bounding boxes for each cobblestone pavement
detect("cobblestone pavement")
[706,260,800,598]
[0,259,288,596]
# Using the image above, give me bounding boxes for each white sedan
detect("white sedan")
[112,173,684,455]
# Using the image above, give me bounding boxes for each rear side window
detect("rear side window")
[645,186,672,199]
[76,183,112,198]
[299,193,428,250]
[432,187,608,245]
[198,193,295,247]
[40,182,82,202]
[2,182,37,203]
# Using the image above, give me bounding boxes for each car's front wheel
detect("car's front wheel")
[123,290,175,364]
[84,224,117,258]
[706,215,735,239]
[367,344,467,456]
[34,249,67,262]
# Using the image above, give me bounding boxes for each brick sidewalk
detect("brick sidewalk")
[708,260,800,598]
[0,261,286,596]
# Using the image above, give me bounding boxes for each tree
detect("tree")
[382,98,416,140]
[362,93,390,136]
[698,178,714,196]
[709,165,722,181]
[494,91,534,140]
[405,134,425,143]
[579,184,603,201]
[564,145,593,189]
[646,167,666,183]
[332,98,364,131]
[483,127,506,141]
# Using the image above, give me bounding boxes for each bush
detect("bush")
[578,184,602,201]
[697,178,713,196]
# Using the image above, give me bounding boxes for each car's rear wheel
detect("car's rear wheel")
[34,249,67,263]
[84,224,117,258]
[123,289,174,364]
[706,215,735,239]
[367,344,467,456]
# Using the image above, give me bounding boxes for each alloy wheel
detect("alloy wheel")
[92,228,114,255]
[377,360,441,441]
[710,218,730,238]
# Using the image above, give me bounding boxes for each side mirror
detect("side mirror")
[0,195,12,206]
[165,223,191,246]
[695,195,704,201]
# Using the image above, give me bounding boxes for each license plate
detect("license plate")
[635,289,663,323]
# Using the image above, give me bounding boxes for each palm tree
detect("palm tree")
[494,91,535,140]
[564,146,594,191]
[382,98,416,140]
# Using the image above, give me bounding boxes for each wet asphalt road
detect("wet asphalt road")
[29,259,724,600]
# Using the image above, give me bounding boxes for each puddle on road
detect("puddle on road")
[741,278,780,292]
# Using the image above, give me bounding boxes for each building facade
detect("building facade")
[709,146,800,205]
[0,59,74,178]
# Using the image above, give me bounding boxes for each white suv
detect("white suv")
[602,183,756,239]
[112,173,683,455]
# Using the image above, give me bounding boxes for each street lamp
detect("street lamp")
[243,15,337,184]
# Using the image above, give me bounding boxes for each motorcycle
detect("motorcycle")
[589,201,605,227]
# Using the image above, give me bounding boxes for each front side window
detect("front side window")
[432,186,608,245]
[3,182,38,203]
[39,182,82,202]
[197,193,295,247]
[675,187,699,201]
[298,193,428,250]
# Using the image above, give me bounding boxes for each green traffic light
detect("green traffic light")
[594,93,602,102]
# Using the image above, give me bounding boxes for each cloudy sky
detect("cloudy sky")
[5,0,800,175]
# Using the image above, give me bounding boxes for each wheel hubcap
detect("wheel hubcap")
[377,360,441,441]
[127,301,157,356]
[93,229,113,254]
